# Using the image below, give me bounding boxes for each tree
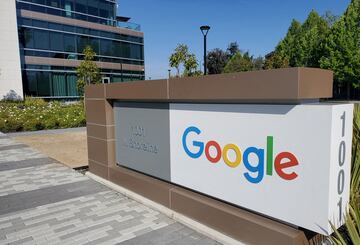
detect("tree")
[206,48,228,74]
[275,11,330,67]
[169,44,189,77]
[252,56,264,70]
[223,52,253,73]
[264,51,289,69]
[184,53,199,76]
[320,0,360,98]
[76,46,101,96]
[227,42,240,58]
[169,44,201,77]
[275,19,302,66]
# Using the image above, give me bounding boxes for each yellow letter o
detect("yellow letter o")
[222,144,242,168]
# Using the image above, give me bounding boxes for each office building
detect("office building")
[0,0,144,99]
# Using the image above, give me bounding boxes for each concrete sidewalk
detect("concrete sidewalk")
[0,132,221,245]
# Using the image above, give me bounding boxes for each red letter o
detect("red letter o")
[205,141,222,163]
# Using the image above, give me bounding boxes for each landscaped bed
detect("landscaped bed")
[0,98,85,132]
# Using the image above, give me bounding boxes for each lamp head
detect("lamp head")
[200,25,210,36]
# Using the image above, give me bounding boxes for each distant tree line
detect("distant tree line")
[169,0,359,99]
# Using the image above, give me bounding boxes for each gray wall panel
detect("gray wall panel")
[114,102,171,181]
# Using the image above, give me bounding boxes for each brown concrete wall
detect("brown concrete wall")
[85,84,115,180]
[85,68,333,244]
[95,67,333,102]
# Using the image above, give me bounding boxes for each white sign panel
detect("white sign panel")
[169,103,353,235]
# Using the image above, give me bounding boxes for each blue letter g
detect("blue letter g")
[182,126,204,158]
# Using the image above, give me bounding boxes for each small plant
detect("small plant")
[76,46,101,96]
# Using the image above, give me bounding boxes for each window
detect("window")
[130,44,141,60]
[47,8,61,16]
[100,39,112,56]
[66,74,78,96]
[33,0,46,4]
[50,32,63,51]
[89,29,99,36]
[76,27,88,35]
[89,37,99,54]
[33,20,48,28]
[21,28,34,49]
[47,0,60,8]
[63,25,75,32]
[87,0,98,16]
[77,36,89,53]
[25,71,37,96]
[22,18,32,26]
[51,73,66,96]
[122,43,131,58]
[98,1,110,18]
[30,4,47,14]
[48,23,62,31]
[37,72,51,96]
[75,0,87,13]
[140,46,144,60]
[63,34,76,52]
[75,13,87,21]
[33,29,49,50]
[18,2,30,10]
[64,0,73,17]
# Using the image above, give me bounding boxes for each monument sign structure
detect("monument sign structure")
[85,68,353,245]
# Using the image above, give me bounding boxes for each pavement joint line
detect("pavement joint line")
[0,144,29,151]
[6,127,86,137]
[86,172,244,245]
[0,179,106,215]
[0,157,58,172]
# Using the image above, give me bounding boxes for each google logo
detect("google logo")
[182,126,300,184]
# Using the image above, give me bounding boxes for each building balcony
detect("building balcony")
[115,21,140,31]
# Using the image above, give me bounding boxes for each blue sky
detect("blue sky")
[117,0,350,79]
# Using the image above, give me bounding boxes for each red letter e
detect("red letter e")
[274,152,299,180]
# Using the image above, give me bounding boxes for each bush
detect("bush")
[24,96,47,107]
[0,98,86,133]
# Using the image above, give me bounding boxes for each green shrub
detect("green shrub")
[0,99,86,133]
[24,96,47,107]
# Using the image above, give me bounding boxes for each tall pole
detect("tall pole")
[200,25,210,75]
[203,34,207,75]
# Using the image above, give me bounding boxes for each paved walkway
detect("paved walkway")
[0,132,221,245]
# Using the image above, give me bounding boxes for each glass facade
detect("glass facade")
[16,0,145,98]
[18,18,144,64]
[23,66,141,98]
[17,0,117,26]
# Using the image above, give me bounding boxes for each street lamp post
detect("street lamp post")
[168,69,171,79]
[200,25,210,75]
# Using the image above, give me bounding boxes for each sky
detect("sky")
[117,0,350,80]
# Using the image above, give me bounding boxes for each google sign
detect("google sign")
[182,126,299,183]
[170,103,353,235]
